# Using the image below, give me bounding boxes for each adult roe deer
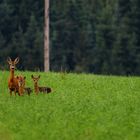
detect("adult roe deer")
[31,75,52,95]
[7,57,19,96]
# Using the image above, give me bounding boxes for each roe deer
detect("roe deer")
[31,75,52,95]
[7,57,19,96]
[17,76,32,96]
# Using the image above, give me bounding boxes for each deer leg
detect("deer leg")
[18,92,21,96]
[14,88,18,96]
[10,90,12,96]
[35,91,38,95]
[28,91,30,96]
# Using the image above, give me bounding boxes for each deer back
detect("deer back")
[39,87,52,93]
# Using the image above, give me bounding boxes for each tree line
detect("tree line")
[0,0,140,75]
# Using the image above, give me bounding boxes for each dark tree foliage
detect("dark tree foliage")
[0,0,140,75]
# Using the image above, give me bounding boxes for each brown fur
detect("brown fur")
[24,87,32,96]
[16,76,26,96]
[31,75,52,95]
[38,87,51,93]
[7,57,20,96]
[17,76,32,96]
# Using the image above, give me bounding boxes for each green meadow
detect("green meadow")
[0,71,140,140]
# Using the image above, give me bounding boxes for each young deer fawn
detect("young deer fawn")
[17,76,32,96]
[7,57,20,96]
[31,75,52,95]
[16,76,25,96]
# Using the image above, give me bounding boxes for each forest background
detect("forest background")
[0,0,140,75]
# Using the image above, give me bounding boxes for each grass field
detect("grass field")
[0,71,140,140]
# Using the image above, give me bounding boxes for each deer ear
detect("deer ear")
[38,75,41,78]
[14,57,19,64]
[31,75,34,79]
[7,57,11,64]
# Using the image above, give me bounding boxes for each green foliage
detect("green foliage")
[0,71,140,139]
[0,0,140,75]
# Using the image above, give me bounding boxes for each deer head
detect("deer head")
[7,57,19,71]
[16,76,26,87]
[31,75,40,84]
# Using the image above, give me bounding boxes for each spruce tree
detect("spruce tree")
[95,1,115,74]
[112,0,133,75]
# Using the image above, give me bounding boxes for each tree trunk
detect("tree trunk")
[44,0,50,72]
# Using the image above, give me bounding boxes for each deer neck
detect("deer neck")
[9,69,15,80]
[34,83,39,93]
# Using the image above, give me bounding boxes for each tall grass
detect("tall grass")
[0,71,140,140]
